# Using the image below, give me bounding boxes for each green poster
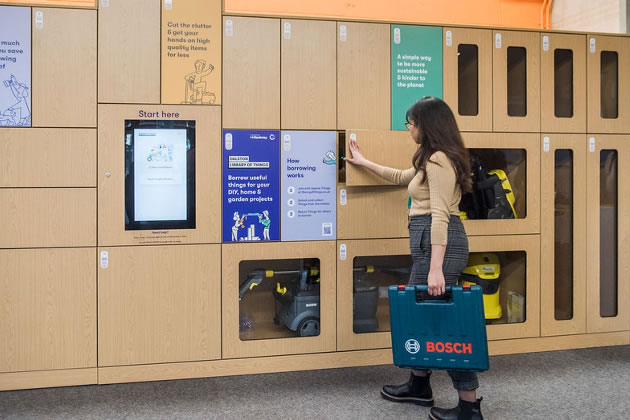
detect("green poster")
[391,25,443,130]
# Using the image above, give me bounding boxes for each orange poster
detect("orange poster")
[161,0,221,105]
[0,0,94,7]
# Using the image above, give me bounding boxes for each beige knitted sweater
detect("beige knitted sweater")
[382,151,461,246]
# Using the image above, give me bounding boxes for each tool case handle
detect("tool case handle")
[414,285,454,302]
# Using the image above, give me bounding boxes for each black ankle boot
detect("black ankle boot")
[428,397,483,420]
[381,372,433,406]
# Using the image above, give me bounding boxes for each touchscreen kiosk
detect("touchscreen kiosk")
[124,120,196,230]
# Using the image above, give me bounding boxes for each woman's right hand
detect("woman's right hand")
[344,138,368,166]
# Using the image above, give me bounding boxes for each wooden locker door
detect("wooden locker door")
[540,135,587,336]
[0,248,96,373]
[587,36,630,134]
[492,30,540,132]
[471,235,540,340]
[586,135,630,333]
[281,19,336,130]
[337,22,390,130]
[443,27,492,132]
[0,128,95,187]
[98,244,221,366]
[222,241,336,358]
[337,184,409,240]
[540,34,586,133]
[223,16,280,129]
[98,0,160,104]
[98,104,221,246]
[344,129,417,186]
[462,132,540,236]
[32,8,96,127]
[337,239,410,351]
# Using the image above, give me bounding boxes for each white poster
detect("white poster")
[134,128,188,222]
[0,6,31,127]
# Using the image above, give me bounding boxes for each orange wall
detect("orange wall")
[224,0,547,29]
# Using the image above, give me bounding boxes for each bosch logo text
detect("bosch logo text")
[426,341,472,354]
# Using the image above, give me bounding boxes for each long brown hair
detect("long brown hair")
[406,97,472,193]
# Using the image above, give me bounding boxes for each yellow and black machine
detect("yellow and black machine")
[460,253,502,321]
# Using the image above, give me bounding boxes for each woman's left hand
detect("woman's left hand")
[427,269,446,296]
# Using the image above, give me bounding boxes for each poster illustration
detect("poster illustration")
[223,130,280,242]
[0,6,31,127]
[281,131,337,241]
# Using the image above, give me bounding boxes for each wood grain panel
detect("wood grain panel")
[32,8,96,127]
[0,368,97,392]
[98,244,221,366]
[223,16,280,129]
[540,34,587,133]
[0,128,95,187]
[98,104,221,246]
[281,19,336,129]
[222,241,336,359]
[98,0,160,104]
[540,135,587,336]
[0,188,96,248]
[0,248,96,373]
[337,22,390,130]
[492,30,540,132]
[443,27,493,132]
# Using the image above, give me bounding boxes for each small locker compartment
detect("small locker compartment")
[337,239,411,351]
[492,30,540,132]
[337,22,390,130]
[223,16,280,129]
[222,241,336,358]
[443,27,493,132]
[540,34,587,133]
[461,132,540,236]
[98,104,221,246]
[540,135,587,336]
[586,136,630,333]
[281,19,336,129]
[586,36,630,134]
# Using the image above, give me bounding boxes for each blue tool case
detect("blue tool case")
[388,285,489,371]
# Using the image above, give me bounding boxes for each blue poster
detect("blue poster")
[0,6,31,127]
[223,129,280,242]
[281,131,337,241]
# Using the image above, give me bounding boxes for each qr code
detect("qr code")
[322,223,333,236]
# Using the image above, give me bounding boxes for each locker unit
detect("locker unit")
[337,22,390,130]
[586,135,630,333]
[222,241,336,358]
[443,27,493,132]
[98,104,221,246]
[32,8,96,127]
[540,33,587,133]
[281,19,336,129]
[0,248,96,373]
[0,188,96,248]
[540,135,587,336]
[98,244,221,366]
[223,16,280,129]
[344,129,417,186]
[461,132,540,236]
[98,0,160,104]
[337,239,411,351]
[492,30,541,132]
[337,184,409,240]
[0,128,96,187]
[586,36,630,133]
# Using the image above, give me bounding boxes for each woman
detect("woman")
[345,97,483,420]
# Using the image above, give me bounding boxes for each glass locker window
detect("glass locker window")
[599,150,618,317]
[352,255,412,334]
[460,149,527,220]
[507,47,527,117]
[458,44,479,116]
[238,258,321,340]
[554,150,574,320]
[554,49,574,118]
[600,51,619,119]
